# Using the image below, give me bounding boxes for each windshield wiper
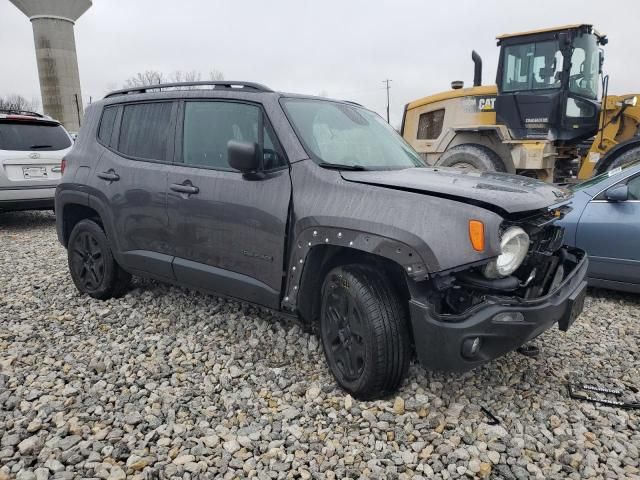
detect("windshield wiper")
[318,162,367,171]
[30,144,52,149]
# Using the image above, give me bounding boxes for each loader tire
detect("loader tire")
[605,146,640,172]
[436,144,506,172]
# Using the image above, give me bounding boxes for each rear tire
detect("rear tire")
[67,219,131,300]
[319,265,411,400]
[605,146,640,172]
[436,144,506,172]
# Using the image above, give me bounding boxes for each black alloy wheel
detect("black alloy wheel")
[323,278,367,382]
[67,219,131,300]
[70,230,105,292]
[320,265,411,399]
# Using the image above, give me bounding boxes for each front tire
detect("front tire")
[319,265,411,400]
[67,219,131,300]
[436,144,506,172]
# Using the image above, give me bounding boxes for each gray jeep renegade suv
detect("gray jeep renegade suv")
[56,81,588,399]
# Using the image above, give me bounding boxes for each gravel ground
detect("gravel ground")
[0,210,639,480]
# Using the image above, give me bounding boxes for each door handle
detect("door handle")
[170,182,199,195]
[97,170,120,182]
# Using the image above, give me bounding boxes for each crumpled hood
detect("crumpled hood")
[340,167,572,215]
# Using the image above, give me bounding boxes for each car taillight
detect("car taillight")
[61,158,66,174]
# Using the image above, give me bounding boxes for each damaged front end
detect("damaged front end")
[407,206,588,372]
[445,209,584,315]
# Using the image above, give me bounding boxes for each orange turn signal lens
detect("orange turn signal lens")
[468,220,485,252]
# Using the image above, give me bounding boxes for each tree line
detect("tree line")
[123,69,224,88]
[1,68,225,120]
[0,94,41,113]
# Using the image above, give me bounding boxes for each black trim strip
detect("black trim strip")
[0,185,56,191]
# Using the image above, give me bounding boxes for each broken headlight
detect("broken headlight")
[483,226,529,278]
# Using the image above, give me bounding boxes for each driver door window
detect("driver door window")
[181,101,286,170]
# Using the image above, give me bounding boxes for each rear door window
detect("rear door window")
[118,102,173,161]
[0,121,72,151]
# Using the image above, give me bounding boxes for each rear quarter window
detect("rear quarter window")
[97,105,118,147]
[0,121,72,151]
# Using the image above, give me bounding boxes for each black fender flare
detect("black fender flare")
[54,187,90,246]
[281,226,431,311]
[86,191,126,263]
[594,137,640,175]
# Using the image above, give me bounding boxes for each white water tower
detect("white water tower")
[9,0,92,132]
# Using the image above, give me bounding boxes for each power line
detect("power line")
[382,79,392,123]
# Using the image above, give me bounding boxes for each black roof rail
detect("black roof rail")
[104,81,273,99]
[0,109,45,118]
[342,100,364,107]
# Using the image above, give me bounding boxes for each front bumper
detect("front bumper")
[409,249,588,372]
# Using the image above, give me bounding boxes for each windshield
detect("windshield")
[281,98,425,170]
[568,33,600,99]
[0,121,71,151]
[502,40,563,92]
[571,160,640,191]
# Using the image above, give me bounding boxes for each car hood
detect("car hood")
[340,167,572,215]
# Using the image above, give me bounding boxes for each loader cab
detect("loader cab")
[495,24,606,144]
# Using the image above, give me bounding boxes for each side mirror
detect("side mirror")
[604,184,629,202]
[228,140,260,173]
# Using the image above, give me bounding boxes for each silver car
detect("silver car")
[0,110,72,211]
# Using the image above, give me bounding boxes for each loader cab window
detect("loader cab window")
[502,40,563,92]
[568,33,599,99]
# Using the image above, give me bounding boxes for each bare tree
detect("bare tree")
[123,70,165,88]
[0,94,41,113]
[209,69,224,81]
[123,69,224,88]
[170,70,202,83]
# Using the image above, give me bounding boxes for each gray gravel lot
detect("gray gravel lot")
[1,210,639,480]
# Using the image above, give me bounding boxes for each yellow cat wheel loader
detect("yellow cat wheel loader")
[401,24,640,182]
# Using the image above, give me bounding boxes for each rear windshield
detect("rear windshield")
[0,121,72,151]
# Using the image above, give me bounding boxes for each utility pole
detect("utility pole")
[382,79,392,123]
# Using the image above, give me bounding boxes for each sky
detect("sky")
[2,0,640,127]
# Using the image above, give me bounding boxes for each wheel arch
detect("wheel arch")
[57,190,121,256]
[283,227,428,322]
[61,203,103,247]
[293,244,413,329]
[594,137,640,175]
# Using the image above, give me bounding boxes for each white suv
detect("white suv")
[0,110,73,211]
